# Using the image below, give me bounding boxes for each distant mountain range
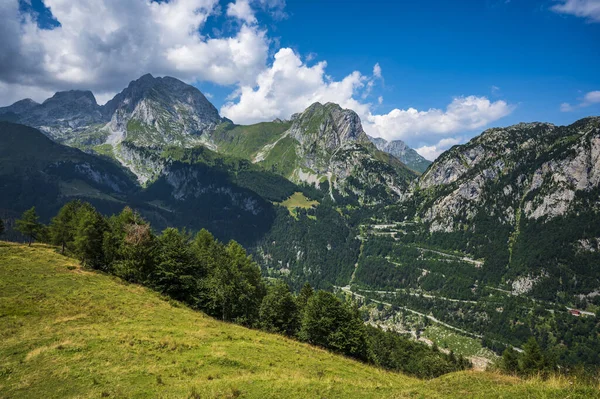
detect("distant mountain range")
[3,73,600,373]
[368,136,431,173]
[2,73,600,302]
[0,74,417,203]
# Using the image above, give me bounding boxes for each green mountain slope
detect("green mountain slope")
[0,242,595,399]
[405,117,600,300]
[0,122,137,223]
[346,118,600,371]
[0,122,283,246]
[252,102,417,204]
[209,120,292,160]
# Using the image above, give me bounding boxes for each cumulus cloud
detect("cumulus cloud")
[227,0,257,24]
[0,0,269,105]
[584,90,600,103]
[560,90,600,112]
[220,48,371,124]
[221,47,514,160]
[415,137,462,161]
[373,63,382,79]
[551,0,600,22]
[364,96,515,142]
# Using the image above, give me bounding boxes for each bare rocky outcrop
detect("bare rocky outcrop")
[368,135,432,173]
[272,102,415,204]
[413,118,600,232]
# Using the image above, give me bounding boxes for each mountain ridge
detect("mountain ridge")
[368,135,432,173]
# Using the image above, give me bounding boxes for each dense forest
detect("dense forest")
[1,202,470,379]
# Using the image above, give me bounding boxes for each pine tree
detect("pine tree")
[49,200,83,254]
[296,282,314,314]
[0,218,4,236]
[520,337,545,375]
[73,207,107,269]
[259,282,299,336]
[202,240,265,326]
[113,218,156,281]
[15,207,42,246]
[153,228,198,304]
[501,348,520,375]
[299,291,368,360]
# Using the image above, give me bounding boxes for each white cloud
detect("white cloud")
[254,0,287,20]
[415,137,462,161]
[373,63,382,79]
[227,0,257,24]
[378,96,383,105]
[364,96,515,143]
[221,47,514,160]
[560,102,574,112]
[584,90,600,103]
[220,48,371,124]
[551,0,600,22]
[0,0,270,105]
[560,90,600,112]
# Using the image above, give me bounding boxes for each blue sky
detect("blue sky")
[273,0,600,125]
[2,0,599,158]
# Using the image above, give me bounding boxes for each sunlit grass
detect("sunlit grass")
[0,242,597,398]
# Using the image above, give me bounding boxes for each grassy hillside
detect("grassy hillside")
[210,121,292,160]
[0,242,597,398]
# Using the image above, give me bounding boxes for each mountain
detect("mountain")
[0,91,104,139]
[5,74,600,374]
[402,117,600,300]
[244,102,417,204]
[2,78,418,204]
[368,135,432,173]
[0,122,284,245]
[0,74,226,183]
[102,73,224,147]
[0,121,137,222]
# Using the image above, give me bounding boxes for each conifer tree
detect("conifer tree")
[259,282,299,336]
[49,200,83,254]
[15,207,42,246]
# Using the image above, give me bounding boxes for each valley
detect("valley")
[1,74,600,383]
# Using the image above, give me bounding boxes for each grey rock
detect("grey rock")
[368,135,432,173]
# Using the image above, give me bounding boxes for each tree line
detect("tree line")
[9,202,469,379]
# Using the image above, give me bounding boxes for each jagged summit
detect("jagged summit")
[43,90,98,106]
[289,102,370,153]
[103,74,219,121]
[101,73,223,149]
[368,135,431,174]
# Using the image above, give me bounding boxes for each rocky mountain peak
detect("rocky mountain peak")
[43,90,98,107]
[367,135,432,174]
[289,102,369,152]
[103,74,220,124]
[413,117,600,234]
[0,98,39,113]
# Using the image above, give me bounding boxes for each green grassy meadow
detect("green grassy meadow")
[0,242,598,398]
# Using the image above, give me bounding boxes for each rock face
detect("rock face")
[103,74,223,147]
[0,74,225,183]
[412,119,600,232]
[260,102,416,204]
[368,136,432,173]
[0,91,104,139]
[401,117,600,299]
